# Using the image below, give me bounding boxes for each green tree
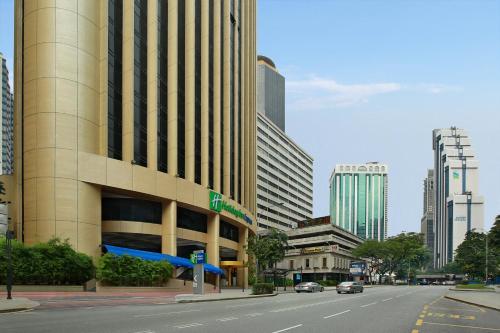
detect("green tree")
[455,230,497,280]
[488,217,500,252]
[246,229,288,279]
[352,240,385,284]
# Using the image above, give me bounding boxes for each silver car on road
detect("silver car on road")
[336,281,364,294]
[295,282,324,293]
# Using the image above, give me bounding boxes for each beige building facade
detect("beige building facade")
[6,0,257,287]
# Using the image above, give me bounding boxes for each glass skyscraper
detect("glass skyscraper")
[329,163,388,241]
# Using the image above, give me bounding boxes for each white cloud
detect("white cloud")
[286,75,463,111]
[287,76,401,110]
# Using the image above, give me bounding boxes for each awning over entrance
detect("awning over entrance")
[103,244,224,275]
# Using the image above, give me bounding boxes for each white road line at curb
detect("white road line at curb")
[134,310,201,318]
[174,323,203,329]
[271,324,303,333]
[323,309,351,319]
[382,298,393,302]
[360,302,377,308]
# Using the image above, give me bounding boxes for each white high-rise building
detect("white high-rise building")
[329,162,388,241]
[0,53,14,175]
[256,56,313,231]
[432,127,484,268]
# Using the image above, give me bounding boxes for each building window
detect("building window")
[157,0,168,172]
[305,258,310,268]
[237,0,242,204]
[220,220,239,242]
[177,206,207,233]
[194,0,202,184]
[208,0,214,189]
[229,0,235,198]
[108,0,123,160]
[322,257,327,268]
[102,198,162,224]
[289,260,294,270]
[220,0,225,192]
[133,0,148,166]
[177,0,186,178]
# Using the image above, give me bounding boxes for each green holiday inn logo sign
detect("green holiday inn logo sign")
[209,191,253,225]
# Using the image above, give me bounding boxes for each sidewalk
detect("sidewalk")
[0,291,184,310]
[175,289,278,303]
[0,298,40,313]
[445,288,500,311]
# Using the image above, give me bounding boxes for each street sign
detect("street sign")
[190,250,206,264]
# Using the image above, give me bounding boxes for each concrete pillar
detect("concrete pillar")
[222,0,230,196]
[200,0,209,188]
[213,0,221,192]
[162,200,177,255]
[147,0,158,170]
[167,0,178,176]
[184,0,195,182]
[206,213,220,266]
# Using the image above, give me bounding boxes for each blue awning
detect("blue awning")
[102,244,224,275]
[204,263,225,275]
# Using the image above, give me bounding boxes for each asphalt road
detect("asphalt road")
[1,286,499,333]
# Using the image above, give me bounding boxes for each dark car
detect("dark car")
[336,281,364,294]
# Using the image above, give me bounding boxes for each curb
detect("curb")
[444,295,500,312]
[0,307,35,314]
[176,293,278,303]
[0,300,40,314]
[449,288,495,292]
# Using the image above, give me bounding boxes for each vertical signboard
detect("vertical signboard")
[192,250,205,294]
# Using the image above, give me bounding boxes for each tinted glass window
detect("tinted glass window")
[108,0,123,159]
[177,206,207,233]
[220,220,239,242]
[133,0,148,166]
[102,198,162,224]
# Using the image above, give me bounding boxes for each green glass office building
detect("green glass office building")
[329,163,388,241]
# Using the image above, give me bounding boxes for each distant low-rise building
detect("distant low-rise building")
[275,216,364,283]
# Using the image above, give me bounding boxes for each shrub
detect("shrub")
[318,280,338,287]
[0,237,94,285]
[252,282,274,295]
[96,254,173,287]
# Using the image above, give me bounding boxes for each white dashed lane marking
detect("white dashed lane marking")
[323,309,351,319]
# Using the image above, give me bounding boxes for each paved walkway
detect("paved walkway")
[445,288,500,311]
[0,290,188,310]
[0,298,40,313]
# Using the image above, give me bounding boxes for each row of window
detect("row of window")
[289,257,352,270]
[257,166,312,211]
[257,136,313,188]
[102,199,241,242]
[257,119,313,173]
[257,164,313,204]
[107,0,244,203]
[257,144,313,194]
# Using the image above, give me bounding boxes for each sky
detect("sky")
[0,1,499,236]
[257,0,500,235]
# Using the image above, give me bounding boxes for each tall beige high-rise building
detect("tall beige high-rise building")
[5,0,257,288]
